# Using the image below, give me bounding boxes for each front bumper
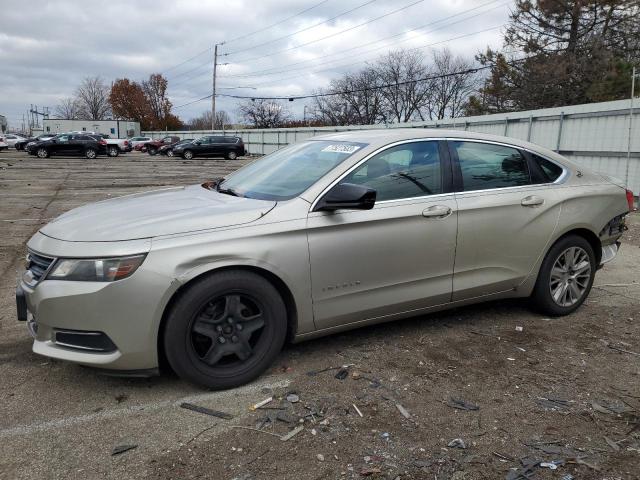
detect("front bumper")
[18,235,172,371]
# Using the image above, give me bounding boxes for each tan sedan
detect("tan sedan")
[17,129,633,388]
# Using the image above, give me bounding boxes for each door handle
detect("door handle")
[422,205,452,218]
[521,195,544,207]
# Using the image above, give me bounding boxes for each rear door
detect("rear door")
[448,140,563,300]
[307,140,458,329]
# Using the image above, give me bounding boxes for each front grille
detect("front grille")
[26,251,55,283]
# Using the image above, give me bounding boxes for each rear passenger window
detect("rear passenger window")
[532,154,563,182]
[453,141,529,191]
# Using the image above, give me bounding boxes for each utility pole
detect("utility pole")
[625,66,638,189]
[211,42,227,131]
[212,44,218,131]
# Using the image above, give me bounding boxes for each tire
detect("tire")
[148,147,157,156]
[107,146,119,157]
[163,271,287,389]
[530,234,596,316]
[85,148,97,159]
[167,149,174,157]
[226,150,238,160]
[182,150,194,160]
[36,148,49,158]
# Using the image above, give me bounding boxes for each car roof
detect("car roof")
[311,128,572,166]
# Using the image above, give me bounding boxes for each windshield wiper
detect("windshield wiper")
[216,182,241,197]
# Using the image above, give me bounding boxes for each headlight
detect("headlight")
[47,255,146,282]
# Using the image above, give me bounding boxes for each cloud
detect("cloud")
[0,0,509,129]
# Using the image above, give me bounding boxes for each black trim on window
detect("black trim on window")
[522,150,549,184]
[438,140,454,194]
[447,140,464,193]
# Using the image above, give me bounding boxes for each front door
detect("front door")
[307,140,457,329]
[449,140,562,300]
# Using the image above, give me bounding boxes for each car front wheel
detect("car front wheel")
[85,148,97,159]
[226,150,238,160]
[36,148,49,158]
[182,150,193,160]
[167,149,174,157]
[148,147,157,156]
[163,271,287,389]
[531,234,596,316]
[108,146,119,157]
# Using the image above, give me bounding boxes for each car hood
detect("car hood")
[40,184,276,242]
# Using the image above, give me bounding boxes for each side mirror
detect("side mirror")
[314,183,376,212]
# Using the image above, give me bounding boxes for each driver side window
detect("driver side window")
[339,141,442,202]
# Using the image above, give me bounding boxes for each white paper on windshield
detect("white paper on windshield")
[321,144,361,154]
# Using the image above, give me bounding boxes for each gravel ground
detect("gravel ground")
[0,150,638,480]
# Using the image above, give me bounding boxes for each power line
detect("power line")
[174,62,500,109]
[171,24,502,105]
[241,25,503,89]
[225,0,378,56]
[223,0,508,80]
[224,0,332,45]
[228,0,426,64]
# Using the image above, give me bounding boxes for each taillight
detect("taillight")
[124,140,129,146]
[626,189,635,212]
[100,140,107,145]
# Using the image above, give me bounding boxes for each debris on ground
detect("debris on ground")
[280,425,304,442]
[536,396,570,411]
[316,453,325,461]
[180,402,234,420]
[395,403,411,419]
[352,404,363,417]
[285,393,300,403]
[111,444,137,456]
[250,397,273,411]
[447,438,467,449]
[447,397,479,411]
[334,368,349,380]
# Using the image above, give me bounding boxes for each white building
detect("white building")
[38,119,141,138]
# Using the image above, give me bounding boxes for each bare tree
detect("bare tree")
[75,76,111,120]
[54,97,81,119]
[238,99,290,128]
[427,48,478,120]
[377,50,432,123]
[189,110,231,130]
[312,66,386,125]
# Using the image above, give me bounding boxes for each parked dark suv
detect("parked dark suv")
[26,133,105,159]
[173,135,245,160]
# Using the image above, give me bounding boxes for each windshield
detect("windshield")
[219,140,367,201]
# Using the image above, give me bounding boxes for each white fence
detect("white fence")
[145,99,640,194]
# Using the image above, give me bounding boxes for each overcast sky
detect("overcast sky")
[0,0,511,130]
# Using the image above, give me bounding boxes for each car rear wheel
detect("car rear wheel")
[36,148,49,158]
[164,271,287,389]
[167,149,174,157]
[531,234,596,316]
[226,150,238,160]
[183,150,194,160]
[148,147,157,156]
[107,146,119,157]
[85,148,97,159]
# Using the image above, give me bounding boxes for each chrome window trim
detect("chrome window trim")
[309,137,570,211]
[309,138,447,212]
[447,138,570,190]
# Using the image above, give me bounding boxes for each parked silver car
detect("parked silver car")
[16,130,632,388]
